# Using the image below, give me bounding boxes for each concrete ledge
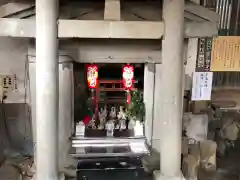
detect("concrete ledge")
[153,171,185,180]
[0,18,217,38]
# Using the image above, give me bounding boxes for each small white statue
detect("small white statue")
[99,108,104,116]
[105,120,115,136]
[103,105,107,116]
[134,120,143,136]
[115,123,120,130]
[98,120,105,130]
[117,106,127,120]
[128,116,136,130]
[99,106,107,120]
[110,106,117,119]
[75,121,85,136]
[88,118,96,129]
[117,106,127,130]
[98,115,105,130]
[119,119,126,130]
[98,106,107,129]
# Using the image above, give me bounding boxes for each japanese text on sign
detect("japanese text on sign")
[191,72,213,101]
[196,38,212,72]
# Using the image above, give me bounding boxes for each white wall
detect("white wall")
[0,37,33,161]
[61,39,162,63]
[0,37,29,103]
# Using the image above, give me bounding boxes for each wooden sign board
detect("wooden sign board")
[211,36,240,71]
[196,38,212,72]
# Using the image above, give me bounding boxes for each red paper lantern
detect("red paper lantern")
[87,64,98,89]
[122,65,134,90]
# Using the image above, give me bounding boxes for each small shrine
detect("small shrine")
[76,63,145,138]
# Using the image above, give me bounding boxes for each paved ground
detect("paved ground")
[1,145,240,180]
[199,143,240,180]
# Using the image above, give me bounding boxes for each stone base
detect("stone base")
[153,170,185,180]
[59,172,65,180]
[31,173,65,180]
[141,148,160,172]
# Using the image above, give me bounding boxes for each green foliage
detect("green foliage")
[75,95,93,122]
[127,90,145,121]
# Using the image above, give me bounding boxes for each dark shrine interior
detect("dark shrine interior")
[73,63,144,121]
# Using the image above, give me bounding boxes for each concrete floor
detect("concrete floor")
[1,144,240,180]
[143,146,240,180]
[199,143,240,180]
[0,149,34,180]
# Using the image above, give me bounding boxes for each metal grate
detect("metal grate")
[213,72,240,88]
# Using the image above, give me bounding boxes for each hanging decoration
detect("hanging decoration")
[122,64,134,105]
[122,65,134,90]
[87,64,98,89]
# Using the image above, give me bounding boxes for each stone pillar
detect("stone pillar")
[58,56,75,170]
[144,63,155,146]
[36,0,59,179]
[185,38,198,90]
[152,64,162,151]
[185,0,200,91]
[28,56,37,163]
[28,52,75,173]
[156,0,185,179]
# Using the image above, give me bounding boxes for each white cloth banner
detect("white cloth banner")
[191,72,213,101]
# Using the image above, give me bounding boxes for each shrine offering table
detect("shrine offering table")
[71,136,150,180]
[77,157,148,180]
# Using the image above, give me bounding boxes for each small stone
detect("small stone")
[182,137,189,156]
[59,172,65,180]
[200,140,217,172]
[188,144,200,164]
[182,155,199,180]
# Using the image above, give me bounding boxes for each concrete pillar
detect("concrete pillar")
[157,0,185,179]
[185,0,200,91]
[28,53,75,174]
[58,57,75,170]
[104,0,121,20]
[185,39,198,90]
[36,0,59,179]
[152,64,162,151]
[28,56,37,163]
[144,63,155,146]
